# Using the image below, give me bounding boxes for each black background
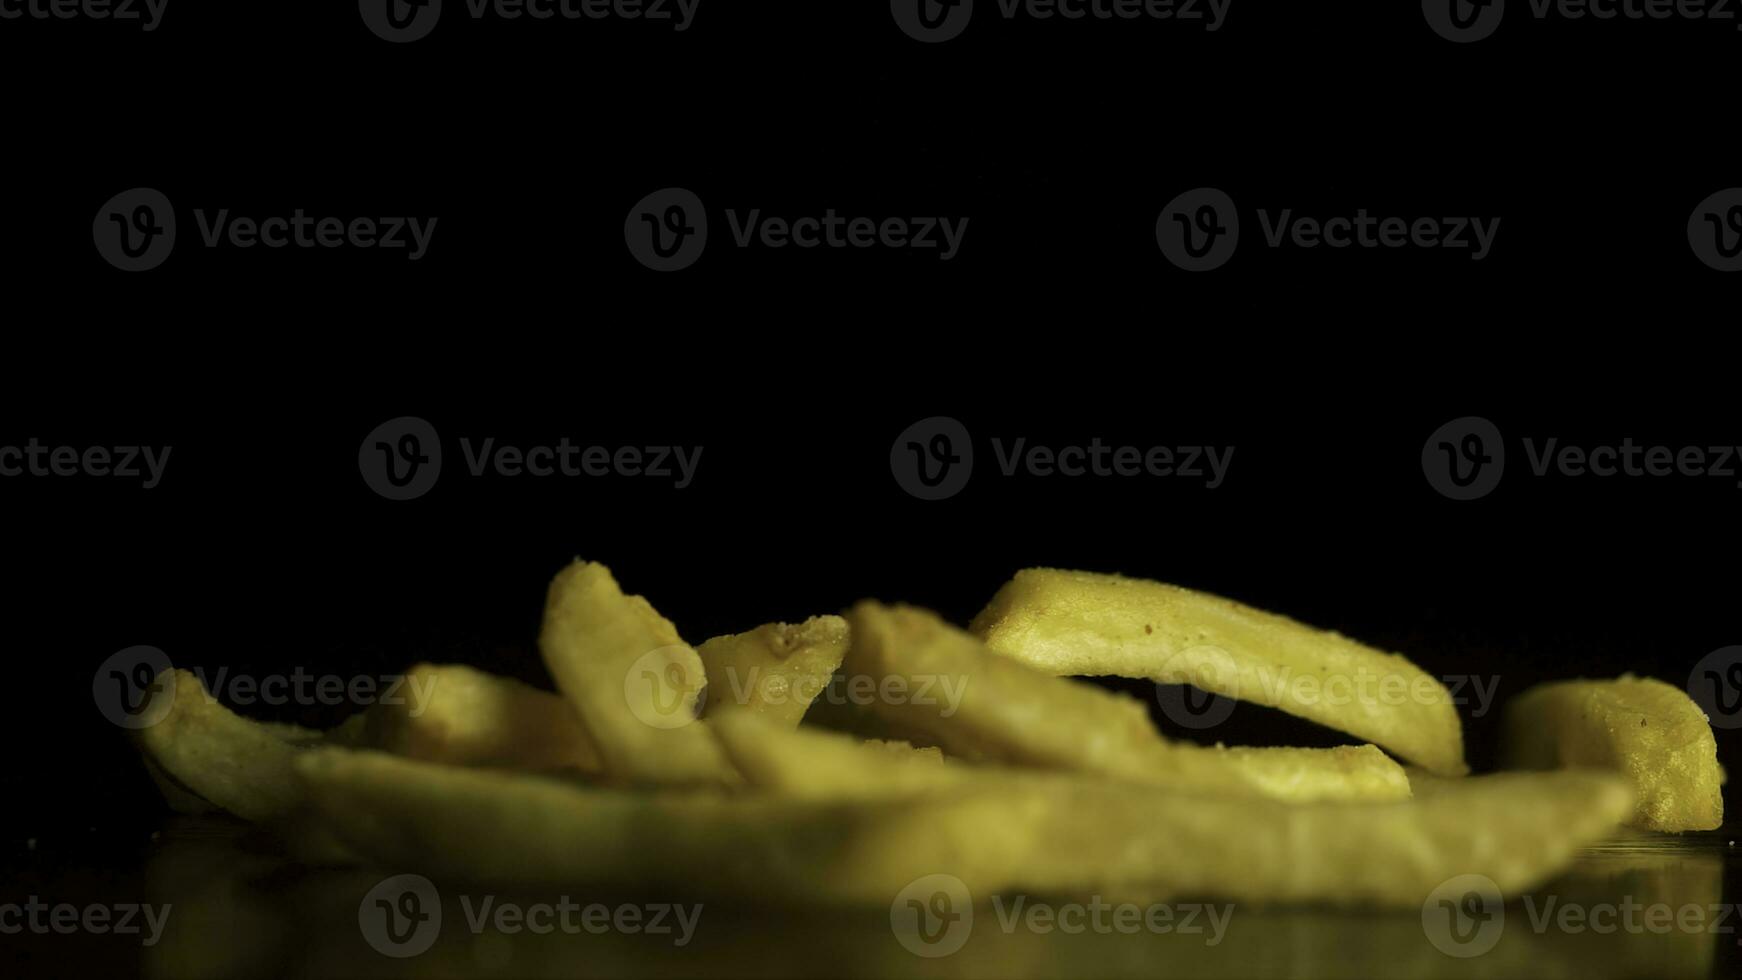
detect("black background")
[1,2,1738,977]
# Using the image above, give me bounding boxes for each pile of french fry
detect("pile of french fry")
[131,561,1724,909]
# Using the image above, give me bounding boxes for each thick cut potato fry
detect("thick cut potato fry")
[971,568,1468,775]
[1501,675,1723,832]
[715,712,1407,804]
[698,616,849,726]
[843,602,1410,802]
[133,669,310,820]
[538,560,738,787]
[360,663,602,773]
[295,747,1629,908]
[711,714,959,800]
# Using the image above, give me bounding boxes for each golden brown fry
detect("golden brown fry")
[1501,675,1723,831]
[538,560,738,787]
[133,669,309,821]
[971,568,1468,775]
[294,747,1629,908]
[360,663,602,773]
[698,616,849,726]
[715,711,1406,805]
[711,713,960,800]
[843,602,1410,802]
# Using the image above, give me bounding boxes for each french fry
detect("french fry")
[842,602,1410,802]
[710,713,960,800]
[359,663,602,774]
[698,616,849,726]
[716,711,1407,805]
[1501,675,1723,832]
[294,747,1630,908]
[132,669,309,821]
[538,560,738,787]
[971,568,1468,775]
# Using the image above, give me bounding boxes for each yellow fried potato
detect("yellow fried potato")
[1211,745,1410,802]
[1501,675,1723,832]
[360,663,602,774]
[133,669,309,820]
[698,616,849,726]
[843,602,1410,802]
[538,560,737,787]
[294,747,1629,908]
[711,714,960,800]
[716,711,1406,805]
[971,568,1468,775]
